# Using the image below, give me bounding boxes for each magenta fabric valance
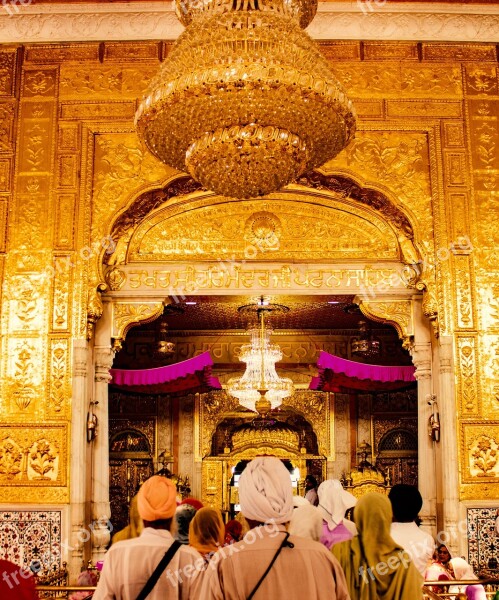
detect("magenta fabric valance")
[309,351,416,392]
[110,351,221,393]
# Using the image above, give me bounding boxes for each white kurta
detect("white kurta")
[92,527,204,600]
[197,524,351,600]
[390,521,435,576]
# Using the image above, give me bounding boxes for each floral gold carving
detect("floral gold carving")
[457,336,479,415]
[201,459,224,509]
[0,50,16,97]
[443,123,465,148]
[52,258,71,331]
[9,342,37,411]
[55,195,76,249]
[465,65,498,96]
[422,44,497,62]
[454,255,474,329]
[0,159,11,192]
[462,424,499,483]
[446,153,466,186]
[48,339,69,415]
[28,439,58,480]
[0,102,15,152]
[60,65,159,100]
[22,70,57,98]
[0,438,23,478]
[0,425,66,486]
[331,64,462,100]
[25,44,100,63]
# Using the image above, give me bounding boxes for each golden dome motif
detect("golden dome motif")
[231,421,300,452]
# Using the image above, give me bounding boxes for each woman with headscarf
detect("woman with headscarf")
[448,557,487,600]
[111,493,143,545]
[0,560,39,600]
[189,507,225,563]
[224,519,243,545]
[332,492,423,600]
[173,503,197,545]
[318,479,357,549]
[288,504,323,541]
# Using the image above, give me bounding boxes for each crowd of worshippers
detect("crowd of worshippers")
[1,458,493,600]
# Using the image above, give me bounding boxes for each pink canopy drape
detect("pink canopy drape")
[110,351,221,394]
[309,351,416,392]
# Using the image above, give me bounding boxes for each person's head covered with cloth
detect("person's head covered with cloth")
[238,456,294,526]
[137,475,177,526]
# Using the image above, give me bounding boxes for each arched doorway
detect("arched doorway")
[86,172,440,562]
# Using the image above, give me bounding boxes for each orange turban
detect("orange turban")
[137,476,177,521]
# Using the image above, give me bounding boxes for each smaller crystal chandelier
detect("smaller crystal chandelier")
[227,300,293,415]
[351,320,381,359]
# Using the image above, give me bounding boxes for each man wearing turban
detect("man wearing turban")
[93,476,204,600]
[199,457,350,599]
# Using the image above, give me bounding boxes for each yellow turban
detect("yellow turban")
[137,476,177,521]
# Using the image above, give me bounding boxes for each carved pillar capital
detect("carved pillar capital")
[94,348,114,383]
[410,343,432,380]
[73,340,88,378]
[439,335,454,374]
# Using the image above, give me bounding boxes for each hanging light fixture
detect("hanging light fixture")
[135,0,356,199]
[351,320,381,359]
[227,300,293,414]
[152,304,184,362]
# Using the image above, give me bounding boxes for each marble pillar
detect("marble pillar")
[68,340,88,582]
[410,297,437,537]
[438,335,460,555]
[91,303,114,562]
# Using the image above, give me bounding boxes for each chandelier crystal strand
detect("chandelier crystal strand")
[227,311,293,412]
[135,0,356,199]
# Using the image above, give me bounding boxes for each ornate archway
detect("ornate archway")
[85,170,441,561]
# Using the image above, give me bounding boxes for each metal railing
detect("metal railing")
[423,578,499,599]
[35,586,96,599]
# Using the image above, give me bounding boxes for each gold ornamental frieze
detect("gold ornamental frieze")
[126,196,400,263]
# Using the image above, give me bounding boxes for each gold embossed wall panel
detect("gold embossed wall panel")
[0,41,497,504]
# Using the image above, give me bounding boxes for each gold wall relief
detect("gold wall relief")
[457,336,480,416]
[47,338,70,418]
[462,423,499,482]
[201,459,225,510]
[126,196,401,263]
[0,424,66,486]
[453,255,475,330]
[111,301,164,350]
[357,299,414,348]
[0,102,15,153]
[322,130,433,246]
[330,63,462,100]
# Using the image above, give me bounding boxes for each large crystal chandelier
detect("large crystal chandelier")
[135,0,356,199]
[227,302,293,414]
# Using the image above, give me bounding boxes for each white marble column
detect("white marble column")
[91,302,114,562]
[68,340,89,582]
[438,335,460,555]
[410,297,437,537]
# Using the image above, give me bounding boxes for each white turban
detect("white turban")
[238,457,294,524]
[317,479,357,531]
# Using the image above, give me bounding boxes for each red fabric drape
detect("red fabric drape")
[309,351,416,392]
[110,351,221,394]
